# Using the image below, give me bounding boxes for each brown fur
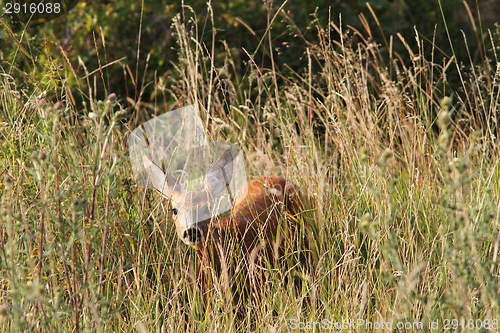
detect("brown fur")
[190,176,305,308]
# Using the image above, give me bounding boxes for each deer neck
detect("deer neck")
[193,224,223,274]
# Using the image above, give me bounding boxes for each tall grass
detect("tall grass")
[1,2,500,332]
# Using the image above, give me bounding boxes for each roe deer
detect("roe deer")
[142,150,307,312]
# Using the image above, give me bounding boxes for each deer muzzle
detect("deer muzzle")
[183,227,203,245]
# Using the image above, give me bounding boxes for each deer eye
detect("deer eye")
[172,208,179,215]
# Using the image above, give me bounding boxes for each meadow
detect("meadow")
[1,2,500,332]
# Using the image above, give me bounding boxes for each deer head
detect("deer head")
[143,150,234,246]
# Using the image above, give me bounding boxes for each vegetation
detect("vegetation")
[1,1,500,332]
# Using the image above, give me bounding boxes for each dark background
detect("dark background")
[1,0,499,109]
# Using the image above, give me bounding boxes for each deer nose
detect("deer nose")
[183,227,202,245]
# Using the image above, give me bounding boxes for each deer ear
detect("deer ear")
[205,150,233,198]
[143,155,184,199]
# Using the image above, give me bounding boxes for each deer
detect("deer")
[142,149,309,316]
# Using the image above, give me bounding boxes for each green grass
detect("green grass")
[1,3,500,332]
